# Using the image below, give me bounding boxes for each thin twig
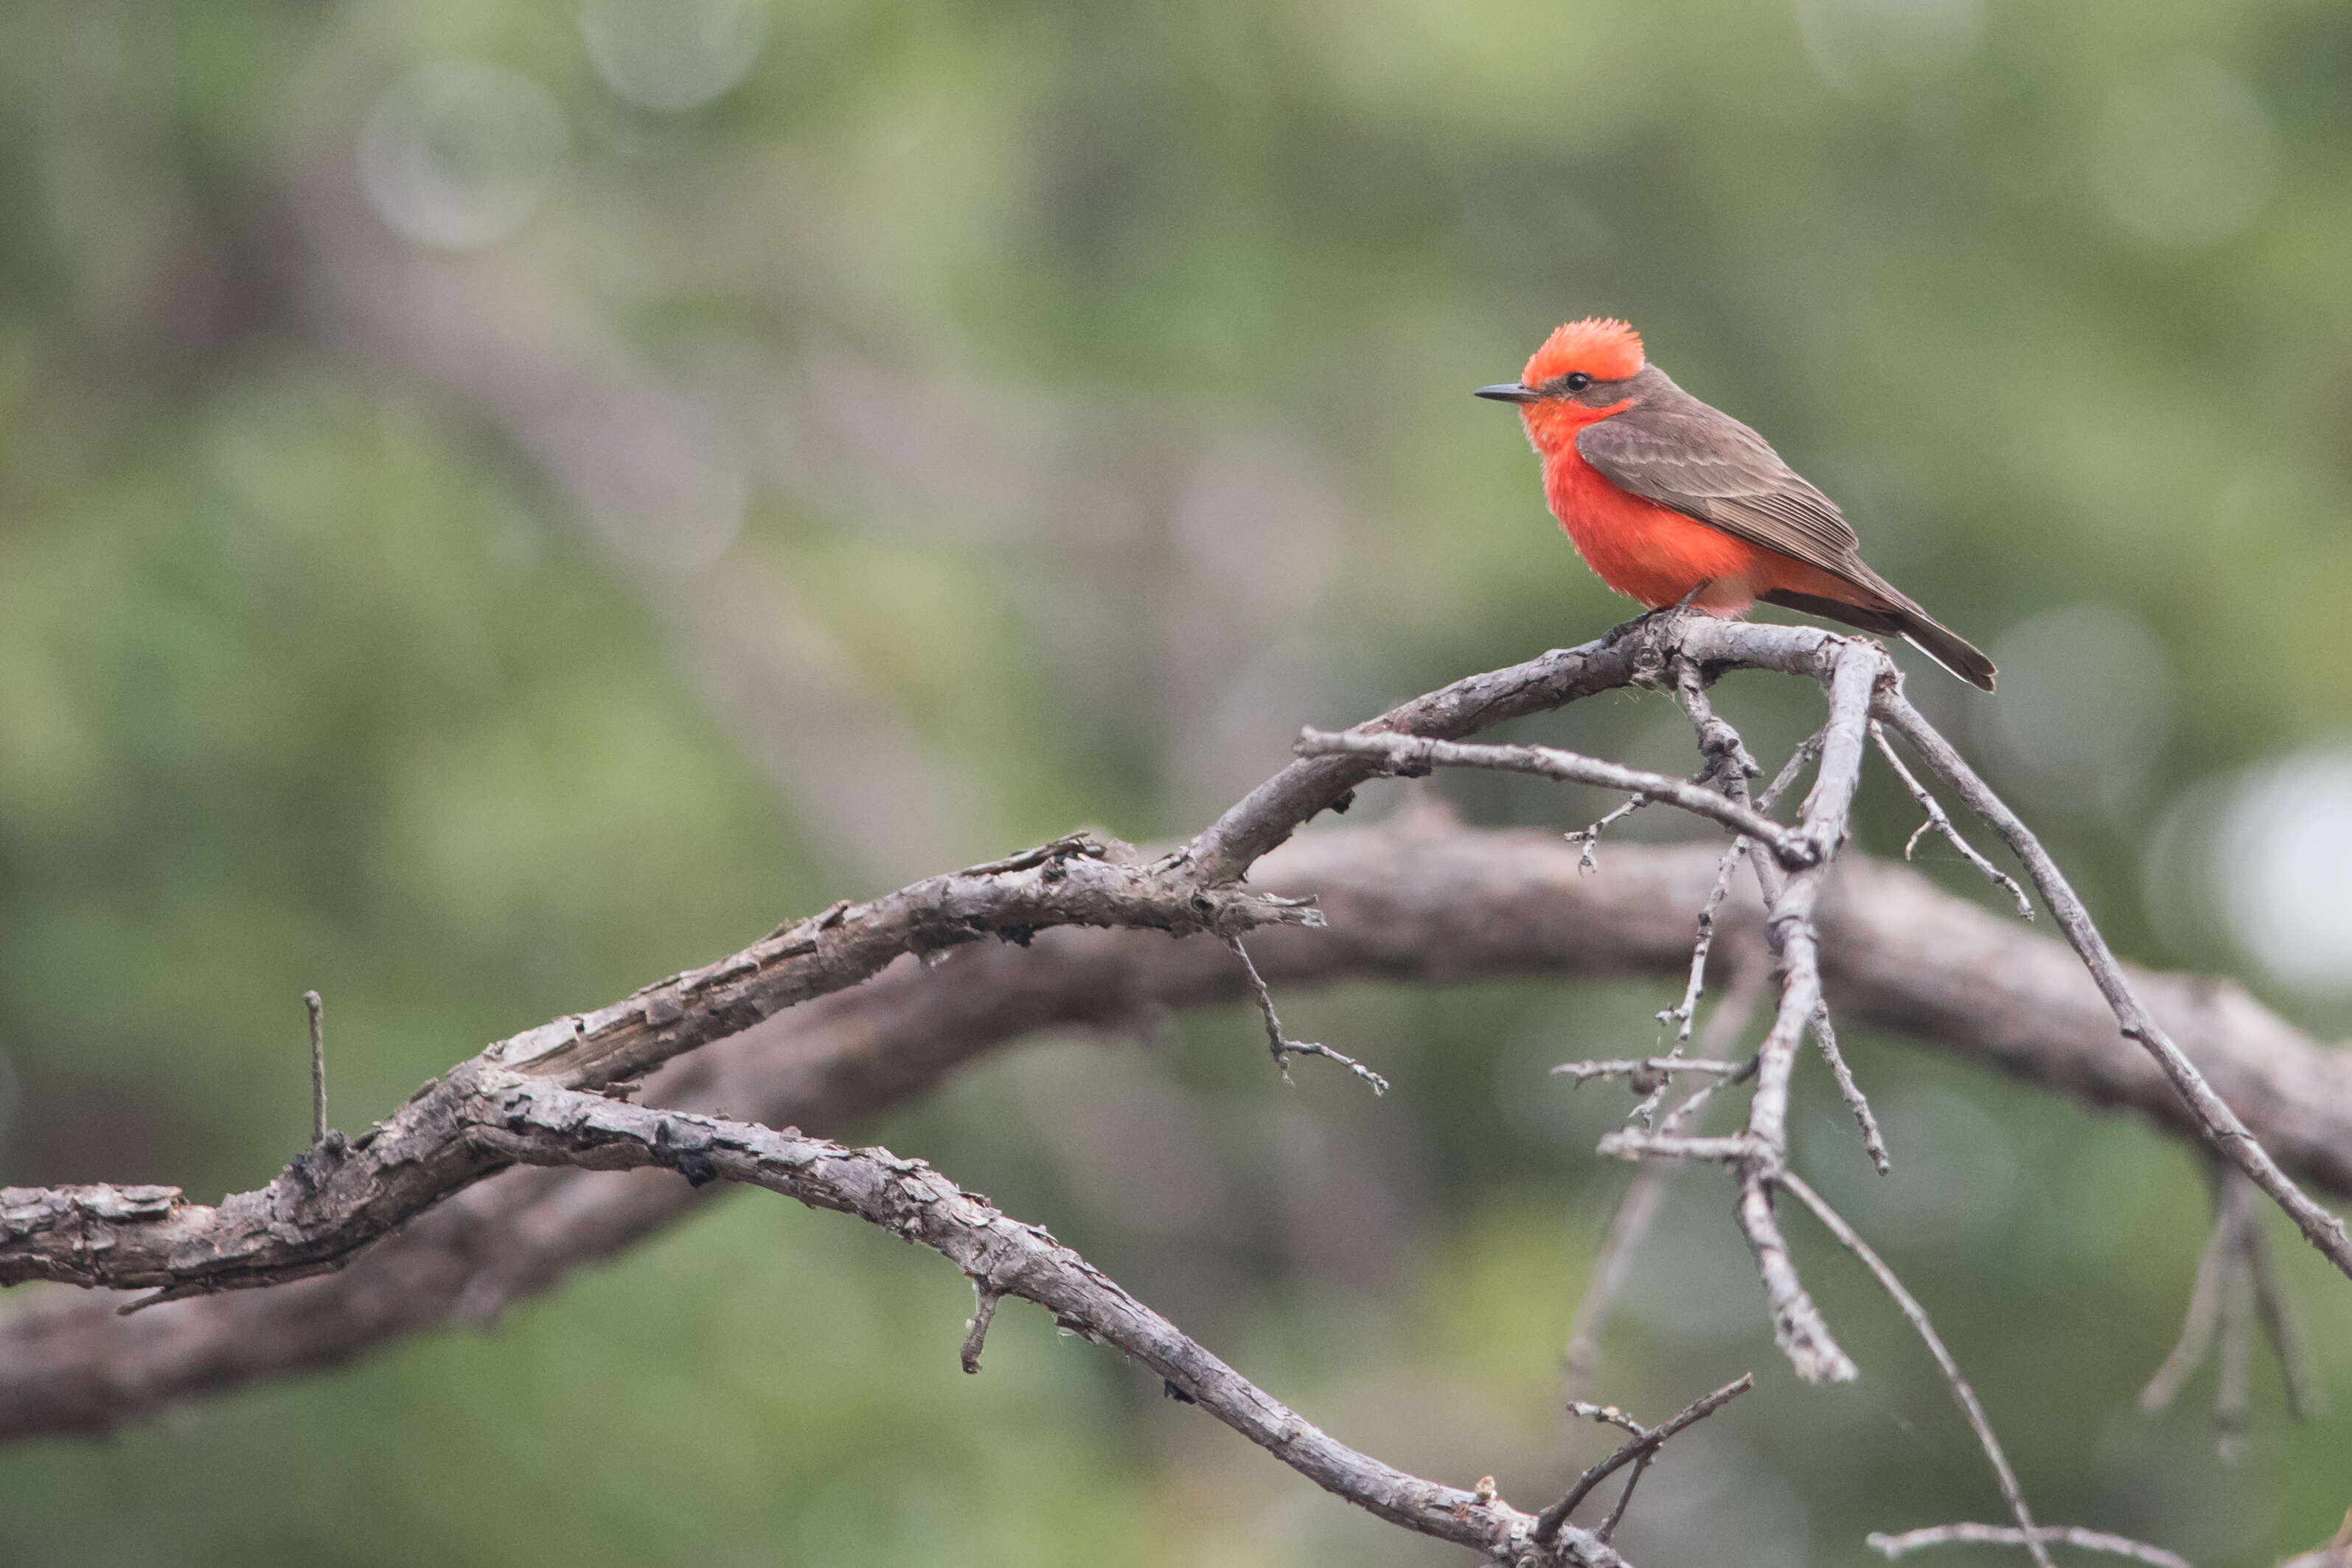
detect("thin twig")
[1568,793,1653,874]
[1225,936,1388,1095]
[1779,1172,2054,1568]
[1869,721,2034,920]
[303,991,327,1146]
[1867,1524,2191,1568]
[2138,1192,2234,1413]
[2138,1167,2314,1446]
[2243,1188,2316,1421]
[2215,1177,2254,1463]
[961,1283,1002,1374]
[1562,1166,1671,1407]
[1551,1058,1749,1085]
[1534,1373,1755,1542]
[1809,1006,1890,1175]
[1294,728,1817,868]
[1876,691,2352,1284]
[1657,728,1822,1043]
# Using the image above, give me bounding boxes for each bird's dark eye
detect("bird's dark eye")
[1564,372,1594,392]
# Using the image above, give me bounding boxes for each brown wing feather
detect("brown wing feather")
[1575,374,1997,691]
[1572,380,1863,574]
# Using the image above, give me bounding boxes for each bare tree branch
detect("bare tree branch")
[1293,728,1817,865]
[1562,966,1766,1405]
[1867,1525,2193,1568]
[1869,721,2034,920]
[1226,935,1388,1093]
[4,813,2348,1440]
[1534,1373,1754,1543]
[441,1073,1634,1566]
[1780,1172,2054,1568]
[1875,691,2352,1282]
[0,835,1320,1302]
[0,613,2339,1568]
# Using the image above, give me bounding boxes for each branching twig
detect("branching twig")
[1869,722,2033,920]
[1562,969,1767,1405]
[1779,1172,2053,1568]
[454,1078,1626,1566]
[1225,936,1388,1094]
[1551,1058,1749,1086]
[1292,728,1818,868]
[303,990,329,1146]
[1567,793,1652,873]
[1876,691,2352,1283]
[1534,1374,1754,1544]
[1867,1525,2191,1568]
[1724,638,1877,1384]
[1657,728,1821,1043]
[2143,1175,2316,1452]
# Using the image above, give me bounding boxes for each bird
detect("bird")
[1476,318,1995,691]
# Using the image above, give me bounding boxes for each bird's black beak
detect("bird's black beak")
[1473,383,1541,404]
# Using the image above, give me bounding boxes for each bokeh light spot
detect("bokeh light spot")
[1981,603,2171,817]
[1792,0,1983,94]
[2089,59,2276,248]
[2218,749,2352,997]
[580,0,768,114]
[359,61,568,251]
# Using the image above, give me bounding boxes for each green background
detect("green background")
[1,1,2348,1562]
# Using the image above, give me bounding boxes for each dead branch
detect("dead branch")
[0,834,1320,1301]
[1,613,2340,1568]
[446,1072,1632,1566]
[1226,935,1388,1093]
[1869,720,2034,920]
[1294,728,1817,865]
[1563,966,1767,1405]
[1867,1525,2193,1568]
[5,815,2349,1443]
[1874,690,2352,1282]
[1780,1172,2055,1568]
[1534,1373,1755,1543]
[2140,1168,2313,1452]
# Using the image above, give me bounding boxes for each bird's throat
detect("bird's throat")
[1518,397,1635,460]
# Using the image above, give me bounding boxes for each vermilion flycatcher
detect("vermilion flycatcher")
[1478,318,1995,690]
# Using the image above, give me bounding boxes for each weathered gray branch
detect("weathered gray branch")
[451,1076,1628,1567]
[1781,1173,2055,1568]
[3,614,2344,1568]
[1868,1525,2192,1568]
[0,834,1318,1300]
[6,815,2349,1443]
[1292,728,1817,865]
[1876,691,2352,1279]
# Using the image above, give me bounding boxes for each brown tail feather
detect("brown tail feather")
[1756,588,1997,691]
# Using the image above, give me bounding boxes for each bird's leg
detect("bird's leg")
[1602,585,1711,649]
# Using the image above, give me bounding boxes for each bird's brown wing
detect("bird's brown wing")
[1572,388,1865,574]
[1574,380,1997,691]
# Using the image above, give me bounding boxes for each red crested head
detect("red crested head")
[1522,317,1645,387]
[1480,318,1649,459]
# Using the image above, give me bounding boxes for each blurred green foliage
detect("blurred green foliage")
[0,1,2348,1563]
